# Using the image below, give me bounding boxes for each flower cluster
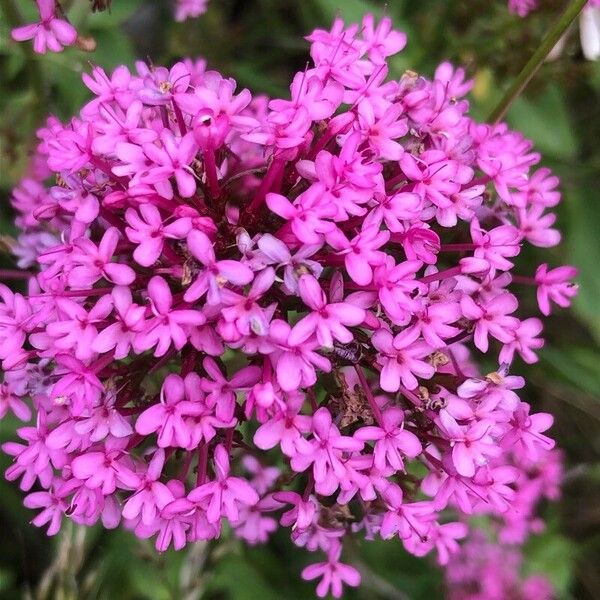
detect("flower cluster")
[445,529,554,600]
[2,15,577,598]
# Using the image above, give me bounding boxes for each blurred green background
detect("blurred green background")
[0,1,599,598]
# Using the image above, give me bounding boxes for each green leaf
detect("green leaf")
[565,188,600,341]
[524,530,576,598]
[506,84,578,160]
[312,0,383,24]
[208,553,282,600]
[88,0,145,29]
[541,346,600,397]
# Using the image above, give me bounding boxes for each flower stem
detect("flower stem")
[488,0,588,123]
[0,269,33,280]
[354,365,383,424]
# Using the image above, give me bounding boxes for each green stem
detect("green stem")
[488,0,588,123]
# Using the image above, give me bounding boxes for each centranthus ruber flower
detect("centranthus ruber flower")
[302,542,361,598]
[2,12,577,599]
[11,0,77,54]
[174,0,209,22]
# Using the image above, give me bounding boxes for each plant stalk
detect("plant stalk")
[488,0,588,123]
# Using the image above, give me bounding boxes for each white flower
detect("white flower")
[580,7,600,60]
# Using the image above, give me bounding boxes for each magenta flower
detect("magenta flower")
[438,410,501,477]
[137,276,206,357]
[71,440,139,495]
[46,295,113,362]
[355,408,421,471]
[380,485,434,541]
[0,284,38,361]
[201,357,261,421]
[266,186,337,245]
[253,395,312,457]
[499,317,544,364]
[502,403,555,461]
[361,14,407,62]
[460,293,519,352]
[187,445,259,523]
[469,218,522,272]
[257,234,323,293]
[92,286,146,359]
[137,62,191,106]
[137,374,202,448]
[373,328,434,392]
[328,223,389,286]
[69,228,136,287]
[23,481,69,535]
[289,274,365,348]
[269,320,332,392]
[535,263,578,316]
[121,450,173,525]
[174,0,209,22]
[372,257,424,324]
[0,380,31,422]
[291,407,364,496]
[73,391,133,442]
[11,0,77,54]
[302,542,361,598]
[184,230,253,304]
[125,204,192,267]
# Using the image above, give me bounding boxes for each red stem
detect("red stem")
[354,365,384,424]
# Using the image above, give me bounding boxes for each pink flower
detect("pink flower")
[269,320,332,392]
[137,276,206,357]
[302,542,361,598]
[187,445,259,523]
[535,264,578,316]
[0,380,31,422]
[266,185,337,245]
[253,394,312,457]
[460,293,519,352]
[174,0,209,23]
[373,328,434,391]
[23,481,69,535]
[469,218,522,272]
[120,131,198,200]
[289,274,365,348]
[502,403,555,461]
[438,411,501,477]
[499,317,544,364]
[0,14,573,594]
[11,0,77,54]
[45,295,113,362]
[291,407,364,495]
[69,228,136,288]
[137,374,203,448]
[184,230,253,304]
[201,357,261,421]
[92,286,146,359]
[361,14,407,63]
[122,450,173,525]
[0,284,38,360]
[328,223,389,286]
[355,408,421,471]
[71,440,139,495]
[125,204,192,267]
